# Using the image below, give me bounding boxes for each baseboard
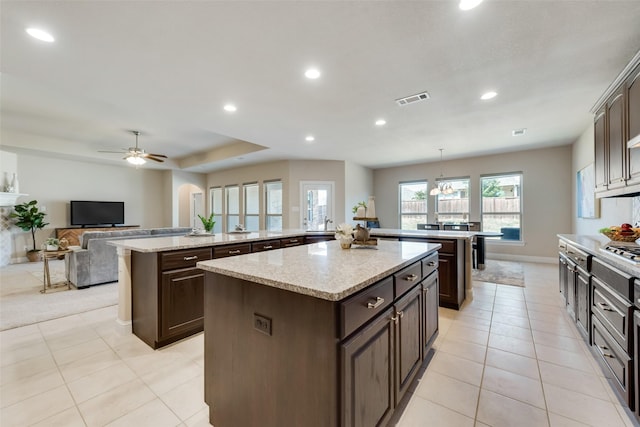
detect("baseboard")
[486,253,556,264]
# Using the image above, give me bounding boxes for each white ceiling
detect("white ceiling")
[2,1,640,172]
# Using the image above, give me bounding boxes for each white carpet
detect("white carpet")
[0,260,117,331]
[472,260,525,287]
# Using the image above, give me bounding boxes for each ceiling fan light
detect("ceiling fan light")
[429,187,441,196]
[127,156,146,165]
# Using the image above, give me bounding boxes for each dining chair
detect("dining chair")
[418,223,440,230]
[442,223,470,231]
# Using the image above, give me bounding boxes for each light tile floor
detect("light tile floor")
[1,261,639,426]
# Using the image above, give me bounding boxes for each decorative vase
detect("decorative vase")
[339,238,352,249]
[46,244,58,251]
[356,206,366,218]
[58,238,69,250]
[354,224,370,242]
[26,251,41,262]
[10,173,19,194]
[366,196,376,218]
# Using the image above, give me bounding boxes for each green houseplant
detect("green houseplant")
[198,213,216,233]
[10,200,49,261]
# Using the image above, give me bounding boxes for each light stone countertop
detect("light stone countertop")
[107,228,476,252]
[558,234,639,277]
[197,239,441,301]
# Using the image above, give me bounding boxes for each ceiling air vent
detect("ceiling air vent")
[395,91,430,106]
[512,128,527,136]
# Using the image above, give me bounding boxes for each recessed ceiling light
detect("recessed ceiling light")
[223,104,237,112]
[305,68,321,79]
[26,28,54,42]
[480,91,497,100]
[512,128,527,136]
[375,119,386,126]
[305,135,315,142]
[459,0,483,11]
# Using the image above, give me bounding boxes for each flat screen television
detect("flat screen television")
[70,201,125,227]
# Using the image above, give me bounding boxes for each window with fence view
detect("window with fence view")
[480,173,522,240]
[399,181,428,229]
[435,178,470,223]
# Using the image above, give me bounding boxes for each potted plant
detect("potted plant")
[198,213,216,234]
[334,223,354,249]
[45,237,59,251]
[352,201,367,218]
[10,200,49,262]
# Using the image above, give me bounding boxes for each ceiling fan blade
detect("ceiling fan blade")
[144,153,167,158]
[145,155,165,162]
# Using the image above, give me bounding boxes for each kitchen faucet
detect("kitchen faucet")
[323,216,333,231]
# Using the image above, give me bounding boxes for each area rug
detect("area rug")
[0,265,117,331]
[472,260,525,287]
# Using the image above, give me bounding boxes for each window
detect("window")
[209,187,223,234]
[265,181,282,231]
[243,183,259,231]
[480,173,522,240]
[225,185,240,232]
[435,178,470,223]
[399,181,428,230]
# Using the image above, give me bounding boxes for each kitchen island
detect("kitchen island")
[108,228,477,339]
[197,239,441,427]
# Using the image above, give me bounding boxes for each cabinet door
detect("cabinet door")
[608,91,626,188]
[565,260,577,320]
[594,108,608,192]
[437,253,457,308]
[634,311,640,418]
[160,268,205,340]
[558,254,568,301]
[395,285,422,405]
[576,267,591,343]
[422,273,439,357]
[342,307,395,427]
[627,65,640,184]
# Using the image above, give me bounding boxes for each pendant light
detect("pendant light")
[429,149,454,196]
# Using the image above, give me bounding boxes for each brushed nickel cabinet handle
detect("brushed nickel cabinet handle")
[183,256,198,261]
[367,297,385,309]
[427,261,437,267]
[229,250,241,254]
[597,302,614,312]
[405,274,418,282]
[290,239,298,243]
[391,315,399,324]
[396,310,404,318]
[263,245,273,249]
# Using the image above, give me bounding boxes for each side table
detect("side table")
[41,249,72,294]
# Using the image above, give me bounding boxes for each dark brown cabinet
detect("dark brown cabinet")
[595,108,608,192]
[627,64,640,185]
[394,285,423,405]
[213,242,251,258]
[576,266,591,342]
[341,306,395,427]
[280,237,303,247]
[594,56,640,197]
[304,235,334,244]
[422,272,439,356]
[634,309,640,421]
[401,237,464,309]
[132,247,212,349]
[252,239,281,252]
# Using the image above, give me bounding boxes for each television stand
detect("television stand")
[56,225,140,247]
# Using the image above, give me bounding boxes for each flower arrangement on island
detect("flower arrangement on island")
[334,223,354,249]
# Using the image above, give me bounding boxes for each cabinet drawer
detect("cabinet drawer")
[252,240,281,252]
[280,237,303,247]
[213,243,252,259]
[558,240,568,253]
[592,315,632,404]
[592,277,633,354]
[340,277,393,339]
[421,252,438,279]
[566,244,590,271]
[394,262,422,298]
[592,257,634,301]
[161,248,212,271]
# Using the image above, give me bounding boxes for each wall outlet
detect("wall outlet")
[254,313,272,336]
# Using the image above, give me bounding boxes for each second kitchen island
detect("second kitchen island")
[197,239,441,427]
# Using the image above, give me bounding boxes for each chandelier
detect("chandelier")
[429,149,454,196]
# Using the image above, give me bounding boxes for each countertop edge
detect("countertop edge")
[557,234,639,277]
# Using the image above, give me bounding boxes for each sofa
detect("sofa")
[67,227,192,288]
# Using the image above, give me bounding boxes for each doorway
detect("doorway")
[300,181,334,230]
[190,191,204,229]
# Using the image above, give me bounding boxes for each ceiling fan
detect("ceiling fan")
[99,130,168,165]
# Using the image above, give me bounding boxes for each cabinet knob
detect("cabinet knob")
[427,261,436,267]
[367,296,385,309]
[404,274,418,282]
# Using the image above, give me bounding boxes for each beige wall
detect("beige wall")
[6,153,167,260]
[344,162,374,224]
[374,145,573,260]
[572,125,634,234]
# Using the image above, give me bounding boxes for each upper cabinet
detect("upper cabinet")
[627,64,640,185]
[594,54,640,198]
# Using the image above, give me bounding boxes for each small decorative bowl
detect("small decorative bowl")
[601,231,640,242]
